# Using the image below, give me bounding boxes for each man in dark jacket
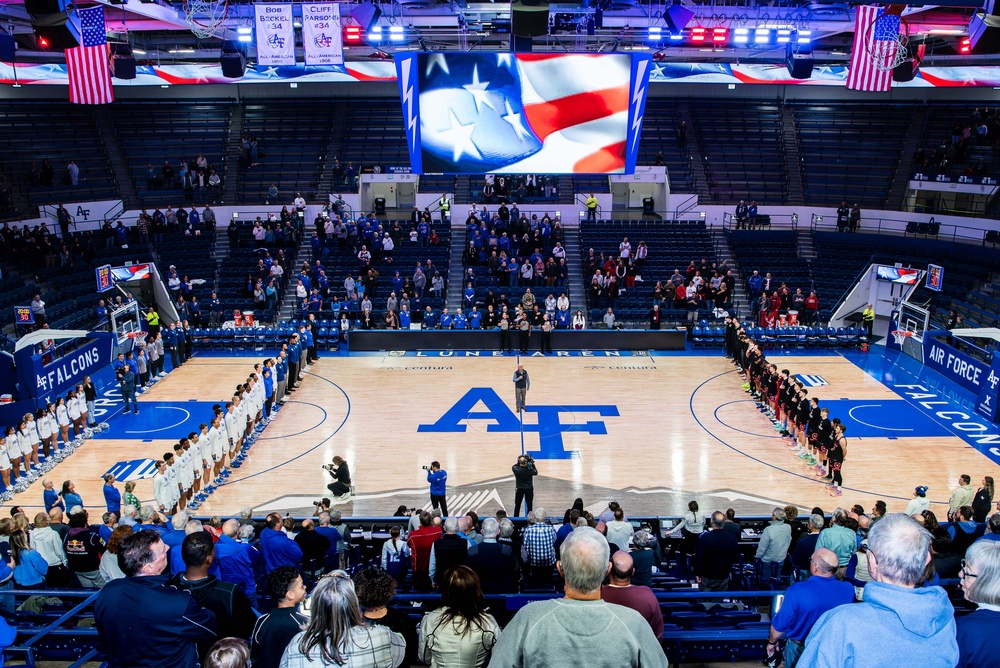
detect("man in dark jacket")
[95,531,217,667]
[429,517,468,587]
[251,566,307,668]
[293,519,330,577]
[693,511,739,591]
[512,454,537,516]
[170,531,255,660]
[118,365,138,415]
[64,508,107,588]
[467,518,519,593]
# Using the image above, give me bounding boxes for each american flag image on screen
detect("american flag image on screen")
[66,5,114,105]
[416,53,635,174]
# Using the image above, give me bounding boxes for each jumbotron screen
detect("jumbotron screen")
[395,52,652,175]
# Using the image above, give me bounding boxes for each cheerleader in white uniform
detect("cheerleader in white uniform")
[35,408,52,460]
[20,412,40,470]
[55,397,71,446]
[66,390,83,439]
[75,384,90,433]
[152,460,173,513]
[45,404,59,455]
[6,425,23,482]
[0,433,12,491]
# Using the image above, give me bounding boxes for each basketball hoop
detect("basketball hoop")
[184,0,229,39]
[891,329,912,346]
[865,6,910,73]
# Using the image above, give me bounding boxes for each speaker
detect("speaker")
[892,58,915,82]
[349,2,381,31]
[24,0,68,15]
[0,34,14,63]
[33,12,81,50]
[664,4,694,34]
[221,52,245,78]
[785,43,813,79]
[110,42,136,80]
[373,197,386,215]
[969,8,1000,54]
[642,197,654,214]
[512,0,550,37]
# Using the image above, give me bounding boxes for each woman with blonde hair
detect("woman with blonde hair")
[10,530,47,588]
[418,565,500,667]
[122,480,140,512]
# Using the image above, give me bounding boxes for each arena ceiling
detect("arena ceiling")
[0,0,988,66]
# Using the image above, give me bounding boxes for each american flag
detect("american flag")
[66,5,114,105]
[846,5,898,92]
[418,53,632,174]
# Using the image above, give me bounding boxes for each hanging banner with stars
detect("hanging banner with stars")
[395,53,651,175]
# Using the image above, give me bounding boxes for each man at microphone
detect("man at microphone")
[513,363,530,413]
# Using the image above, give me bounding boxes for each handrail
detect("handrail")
[671,194,698,219]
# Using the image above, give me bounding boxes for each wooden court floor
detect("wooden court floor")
[23,354,999,519]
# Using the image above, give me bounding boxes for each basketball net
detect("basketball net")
[184,0,229,39]
[868,4,909,73]
[891,329,912,346]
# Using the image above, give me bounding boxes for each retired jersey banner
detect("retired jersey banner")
[255,4,295,66]
[302,3,343,66]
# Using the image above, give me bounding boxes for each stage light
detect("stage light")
[237,26,252,34]
[755,28,770,44]
[648,26,662,42]
[712,27,727,42]
[691,26,706,42]
[37,36,49,48]
[368,25,382,40]
[733,27,748,44]
[344,25,362,42]
[776,28,792,43]
[389,25,404,41]
[237,34,251,42]
[669,33,683,41]
[797,29,812,44]
[960,37,971,53]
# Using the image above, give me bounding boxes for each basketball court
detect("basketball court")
[21,345,999,521]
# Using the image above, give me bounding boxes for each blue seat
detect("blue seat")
[692,326,705,347]
[847,326,860,345]
[317,327,329,348]
[825,326,839,347]
[836,327,850,347]
[220,328,235,350]
[805,326,819,348]
[191,328,204,345]
[255,327,267,347]
[711,326,725,346]
[795,326,808,349]
[211,328,224,350]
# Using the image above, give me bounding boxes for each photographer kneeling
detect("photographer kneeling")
[324,455,353,501]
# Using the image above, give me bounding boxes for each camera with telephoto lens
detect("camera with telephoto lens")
[422,465,432,471]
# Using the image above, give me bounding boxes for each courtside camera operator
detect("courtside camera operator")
[513,454,537,516]
[323,455,353,501]
[422,460,448,516]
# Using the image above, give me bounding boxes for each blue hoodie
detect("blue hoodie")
[259,527,303,573]
[215,534,261,601]
[427,469,447,496]
[799,581,959,668]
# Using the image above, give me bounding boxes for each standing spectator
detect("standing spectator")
[836,201,849,232]
[99,525,133,583]
[955,540,1000,668]
[490,527,668,667]
[259,513,302,573]
[418,565,500,667]
[797,514,959,668]
[169,532,256,658]
[63,508,107,588]
[693,511,738,591]
[407,511,442,591]
[585,193,598,221]
[277,572,405,667]
[755,507,792,587]
[849,203,861,232]
[467,518,519,594]
[95,531,217,667]
[973,476,995,523]
[950,475,975,521]
[428,517,469,587]
[766,548,854,668]
[102,474,121,516]
[601,551,663,638]
[816,508,856,573]
[251,566,307,668]
[30,294,45,327]
[790,514,825,579]
[67,161,80,187]
[522,508,557,584]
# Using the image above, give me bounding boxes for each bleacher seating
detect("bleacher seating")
[333,100,409,171]
[637,98,694,192]
[580,219,716,325]
[690,100,788,204]
[110,101,232,208]
[239,101,340,204]
[0,102,117,206]
[792,102,912,208]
